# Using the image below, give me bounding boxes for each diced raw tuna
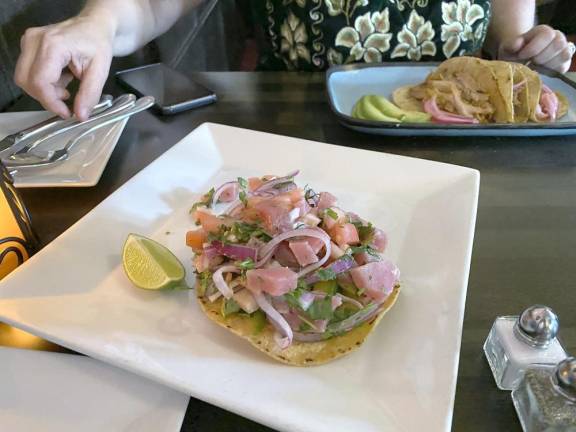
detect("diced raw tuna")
[293,198,311,218]
[246,267,298,296]
[317,192,337,211]
[289,240,319,267]
[330,241,345,260]
[323,207,346,230]
[330,223,360,248]
[306,237,324,254]
[218,183,239,202]
[354,251,381,266]
[371,228,388,253]
[252,199,293,233]
[350,260,400,302]
[274,242,299,267]
[233,289,259,314]
[194,253,223,273]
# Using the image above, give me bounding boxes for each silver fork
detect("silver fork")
[0,95,113,155]
[4,96,155,169]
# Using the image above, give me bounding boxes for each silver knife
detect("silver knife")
[0,95,114,154]
[8,94,137,157]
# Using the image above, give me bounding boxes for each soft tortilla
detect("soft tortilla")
[510,63,530,123]
[197,284,401,366]
[392,85,425,112]
[556,91,569,119]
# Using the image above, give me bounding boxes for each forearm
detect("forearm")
[80,0,201,56]
[485,0,535,56]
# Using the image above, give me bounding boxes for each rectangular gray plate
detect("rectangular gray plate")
[326,62,576,137]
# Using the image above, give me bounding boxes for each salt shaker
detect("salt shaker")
[512,357,576,431]
[483,305,567,390]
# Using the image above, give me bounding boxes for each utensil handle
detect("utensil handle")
[66,97,155,151]
[16,95,114,141]
[21,94,137,153]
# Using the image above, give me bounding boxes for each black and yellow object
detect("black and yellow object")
[0,163,36,279]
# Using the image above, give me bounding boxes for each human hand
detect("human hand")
[15,16,115,121]
[498,25,575,74]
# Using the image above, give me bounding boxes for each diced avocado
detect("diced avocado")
[313,279,338,295]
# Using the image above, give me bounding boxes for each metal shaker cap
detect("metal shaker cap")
[555,357,576,400]
[513,305,559,348]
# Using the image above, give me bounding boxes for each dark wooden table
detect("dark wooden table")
[2,72,576,432]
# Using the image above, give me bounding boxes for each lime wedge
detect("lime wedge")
[122,233,186,290]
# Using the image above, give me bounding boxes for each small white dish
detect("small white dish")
[0,123,479,432]
[327,63,576,136]
[0,347,188,432]
[0,111,127,188]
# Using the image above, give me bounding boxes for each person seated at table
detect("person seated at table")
[14,0,575,121]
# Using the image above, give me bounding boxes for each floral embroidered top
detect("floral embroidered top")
[253,0,491,70]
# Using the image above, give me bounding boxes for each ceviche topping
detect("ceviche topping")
[187,172,400,349]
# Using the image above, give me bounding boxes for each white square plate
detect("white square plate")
[0,112,127,188]
[327,63,576,136]
[0,347,188,432]
[0,123,479,432]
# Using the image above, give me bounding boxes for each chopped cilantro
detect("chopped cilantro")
[237,258,255,271]
[237,177,248,189]
[284,287,306,310]
[316,268,337,281]
[239,190,247,206]
[306,297,334,321]
[348,245,381,259]
[299,322,312,332]
[332,304,359,322]
[196,271,213,297]
[230,222,271,243]
[221,298,241,318]
[190,188,215,212]
[325,208,339,220]
[251,310,267,335]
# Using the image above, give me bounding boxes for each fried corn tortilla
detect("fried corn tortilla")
[197,284,401,366]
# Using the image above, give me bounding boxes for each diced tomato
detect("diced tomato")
[289,240,319,267]
[350,260,399,302]
[246,267,298,296]
[248,177,264,191]
[330,223,360,248]
[186,229,207,252]
[192,209,230,233]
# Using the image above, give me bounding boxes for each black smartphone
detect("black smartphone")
[115,63,217,115]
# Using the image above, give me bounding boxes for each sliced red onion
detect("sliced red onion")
[224,199,244,216]
[211,265,240,299]
[304,254,357,284]
[298,291,316,311]
[292,302,381,342]
[259,228,329,260]
[202,246,220,260]
[211,181,239,207]
[337,294,364,309]
[211,241,257,261]
[252,182,297,197]
[424,97,479,124]
[254,292,293,349]
[254,170,300,193]
[331,295,343,310]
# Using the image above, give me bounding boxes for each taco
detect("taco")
[187,172,401,366]
[391,57,569,124]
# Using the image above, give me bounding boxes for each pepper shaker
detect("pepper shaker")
[512,357,576,431]
[484,305,567,390]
